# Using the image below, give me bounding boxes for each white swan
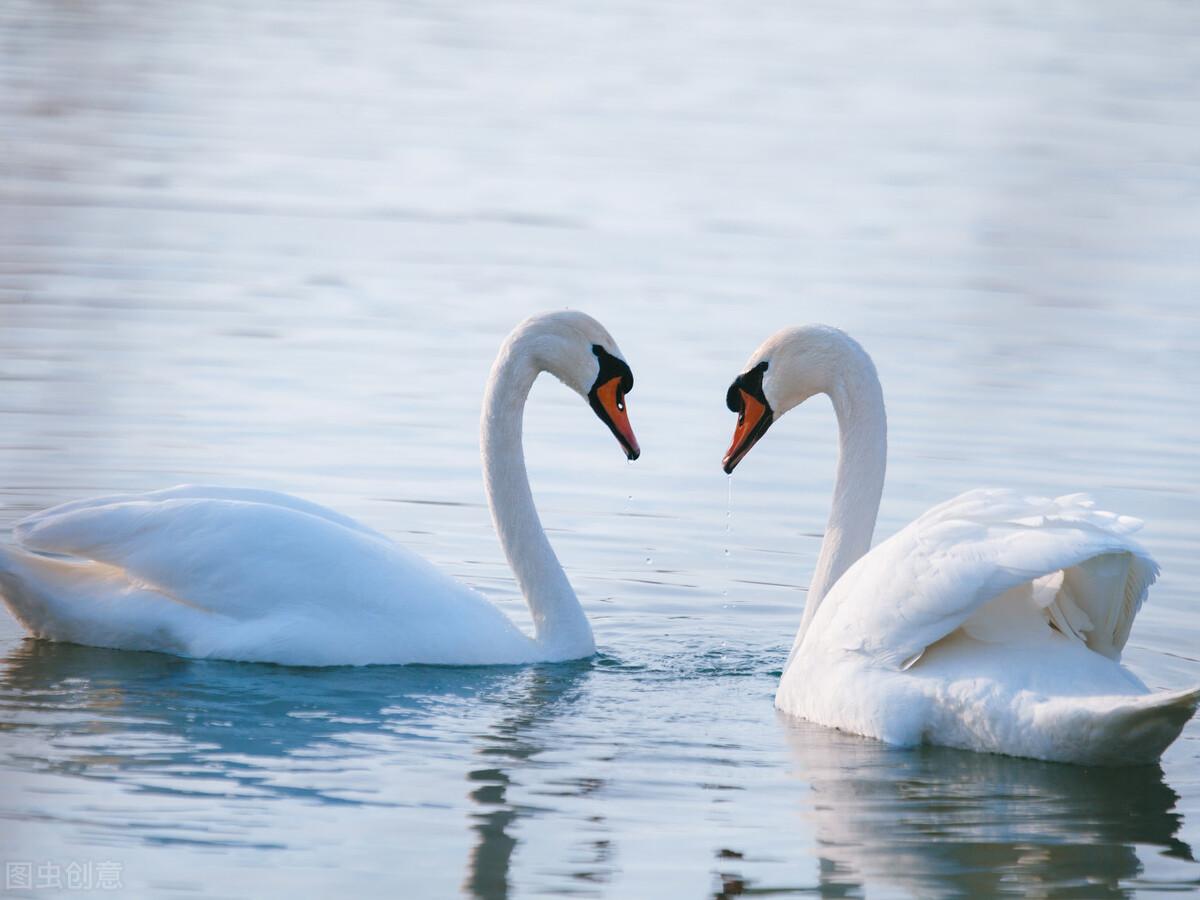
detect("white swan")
[722,325,1199,765]
[0,310,640,667]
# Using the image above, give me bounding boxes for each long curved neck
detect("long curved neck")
[794,346,887,653]
[480,340,595,659]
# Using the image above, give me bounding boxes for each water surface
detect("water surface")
[2,1,1199,896]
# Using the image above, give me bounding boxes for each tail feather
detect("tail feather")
[0,545,201,655]
[1076,687,1200,766]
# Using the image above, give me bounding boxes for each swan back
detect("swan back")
[16,485,388,542]
[804,490,1158,672]
[4,487,536,665]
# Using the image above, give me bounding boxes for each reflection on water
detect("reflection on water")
[0,640,511,805]
[464,663,597,899]
[779,718,1193,898]
[0,640,609,897]
[2,620,1199,896]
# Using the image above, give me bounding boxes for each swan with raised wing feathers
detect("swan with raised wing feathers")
[723,325,1199,765]
[0,310,640,666]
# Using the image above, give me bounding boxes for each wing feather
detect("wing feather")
[810,490,1158,670]
[12,490,452,623]
[16,485,387,543]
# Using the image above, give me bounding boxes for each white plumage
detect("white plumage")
[0,311,640,667]
[786,489,1197,765]
[725,326,1198,765]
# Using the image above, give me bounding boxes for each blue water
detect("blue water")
[2,0,1199,896]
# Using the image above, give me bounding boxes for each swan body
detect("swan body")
[0,486,538,666]
[724,325,1199,764]
[0,311,640,667]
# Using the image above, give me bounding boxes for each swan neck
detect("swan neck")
[798,352,887,642]
[481,341,595,659]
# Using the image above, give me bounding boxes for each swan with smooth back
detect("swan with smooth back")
[723,325,1199,765]
[0,311,640,666]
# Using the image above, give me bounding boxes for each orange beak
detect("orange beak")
[593,377,640,460]
[722,389,771,473]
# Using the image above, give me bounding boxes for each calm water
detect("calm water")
[2,1,1200,896]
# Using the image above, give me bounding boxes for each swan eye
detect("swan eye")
[726,382,743,414]
[591,344,634,395]
[727,360,768,414]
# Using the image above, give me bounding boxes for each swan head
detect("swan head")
[513,310,640,460]
[723,325,863,473]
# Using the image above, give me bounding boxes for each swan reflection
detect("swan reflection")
[0,639,515,797]
[463,661,608,900]
[0,640,603,896]
[779,716,1193,897]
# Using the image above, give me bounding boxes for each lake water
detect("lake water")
[2,1,1199,896]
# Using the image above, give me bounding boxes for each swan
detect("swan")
[0,310,640,666]
[722,325,1199,765]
